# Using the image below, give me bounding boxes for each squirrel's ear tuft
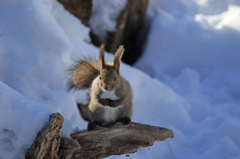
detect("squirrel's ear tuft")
[99,44,105,70]
[114,45,124,73]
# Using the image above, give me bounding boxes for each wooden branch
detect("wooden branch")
[26,113,174,159]
[70,122,174,159]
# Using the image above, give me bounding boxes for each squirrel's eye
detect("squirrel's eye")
[114,77,117,81]
[99,76,101,80]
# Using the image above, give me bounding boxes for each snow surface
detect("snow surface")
[133,0,240,158]
[0,81,51,158]
[89,0,127,41]
[0,0,240,159]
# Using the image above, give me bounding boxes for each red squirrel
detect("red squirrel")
[67,44,132,131]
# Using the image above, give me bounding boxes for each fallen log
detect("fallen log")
[26,113,174,159]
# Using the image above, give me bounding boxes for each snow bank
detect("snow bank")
[1,0,240,158]
[0,81,51,158]
[134,0,240,158]
[0,0,86,157]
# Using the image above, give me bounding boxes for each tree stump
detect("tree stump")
[25,113,64,159]
[58,0,149,65]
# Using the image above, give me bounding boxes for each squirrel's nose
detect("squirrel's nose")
[105,86,109,90]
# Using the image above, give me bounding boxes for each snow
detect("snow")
[89,0,127,41]
[0,0,240,159]
[133,0,240,158]
[0,81,51,158]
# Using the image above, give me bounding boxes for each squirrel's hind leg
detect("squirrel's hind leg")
[118,117,131,125]
[87,122,95,131]
[87,121,102,131]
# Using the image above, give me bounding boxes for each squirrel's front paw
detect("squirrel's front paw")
[98,99,110,106]
[108,100,118,107]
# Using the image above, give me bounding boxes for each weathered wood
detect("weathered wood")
[26,113,64,159]
[58,138,81,159]
[109,0,149,65]
[26,113,174,159]
[70,122,174,159]
[91,0,149,65]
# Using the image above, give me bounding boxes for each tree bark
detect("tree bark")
[109,0,149,65]
[58,138,81,159]
[26,113,64,159]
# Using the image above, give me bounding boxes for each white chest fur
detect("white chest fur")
[99,105,122,124]
[99,90,121,124]
[100,90,119,100]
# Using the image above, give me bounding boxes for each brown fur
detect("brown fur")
[99,44,124,91]
[66,57,100,91]
[99,44,105,70]
[113,45,124,73]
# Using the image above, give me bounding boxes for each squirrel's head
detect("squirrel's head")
[98,44,124,92]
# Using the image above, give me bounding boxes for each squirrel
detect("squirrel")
[66,44,132,131]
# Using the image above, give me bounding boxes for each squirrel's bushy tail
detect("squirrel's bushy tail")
[66,57,100,91]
